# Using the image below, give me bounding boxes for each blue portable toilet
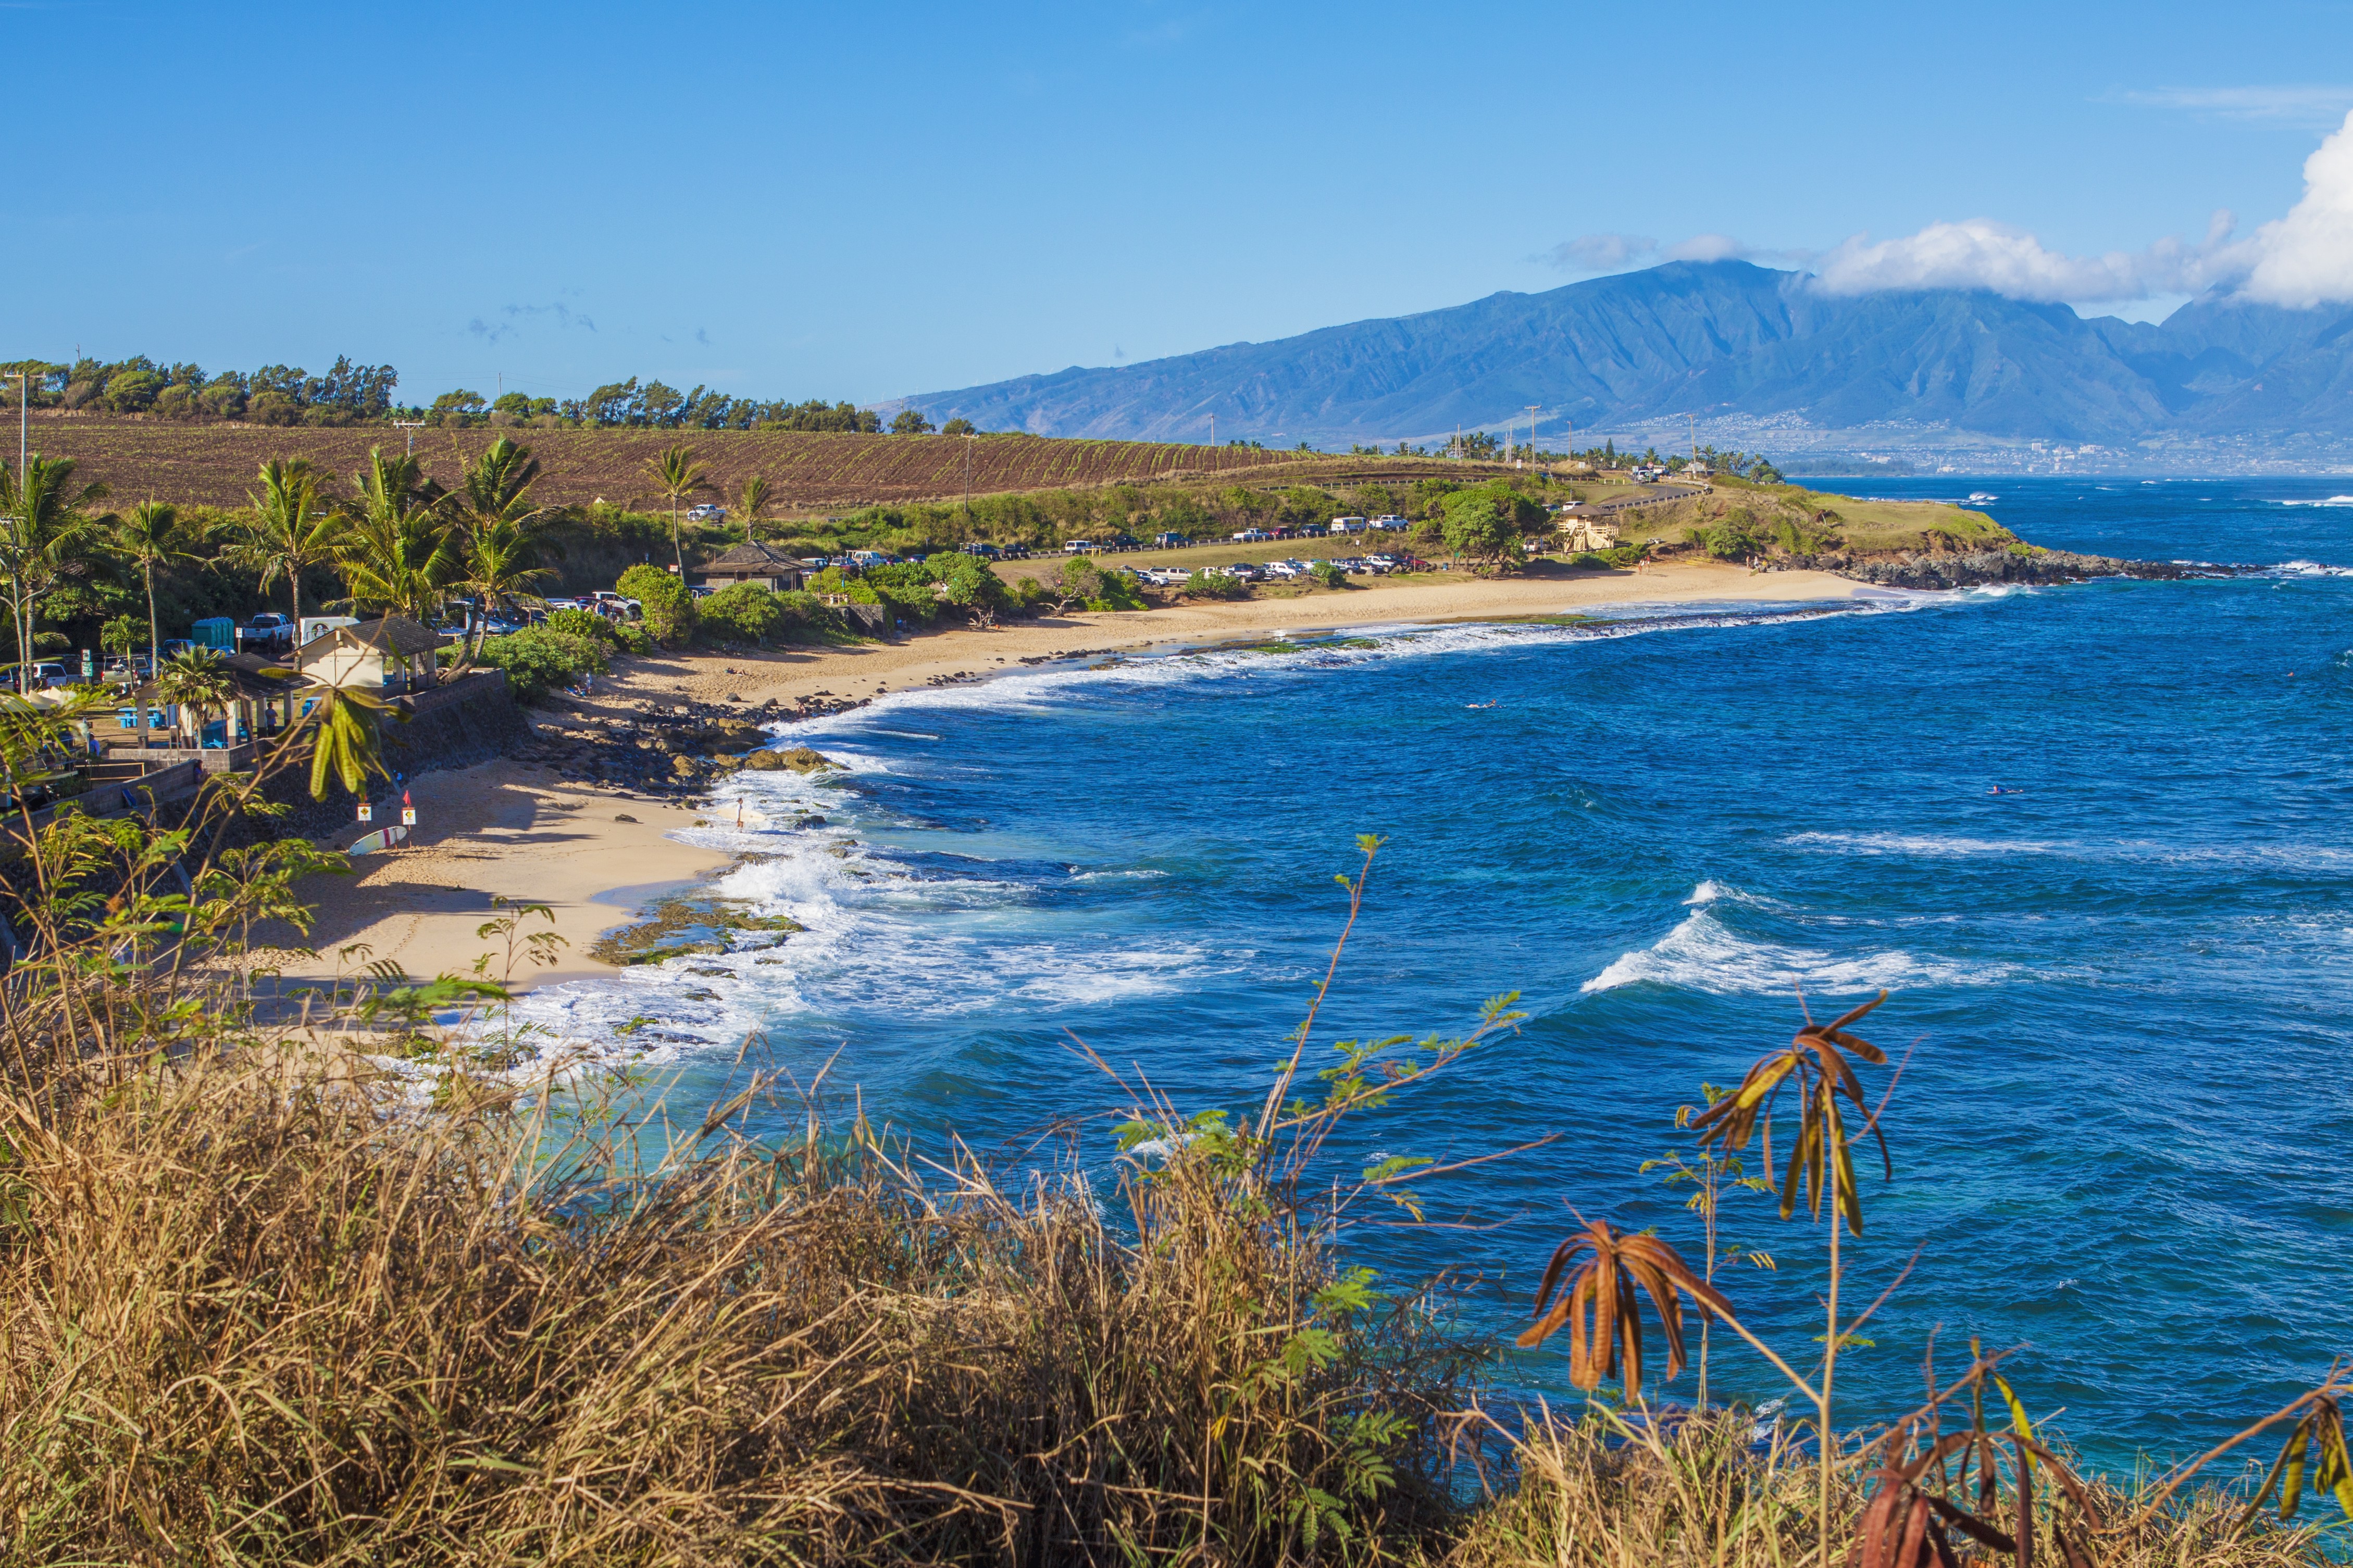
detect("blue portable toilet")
[191,618,236,651]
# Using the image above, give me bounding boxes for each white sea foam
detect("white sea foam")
[780,602,1923,737]
[1788,830,2353,871]
[1580,907,2011,996]
[1684,878,1785,909]
[2270,559,2353,577]
[1787,831,2062,858]
[2278,496,2353,507]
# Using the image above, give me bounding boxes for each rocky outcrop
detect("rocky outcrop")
[1762,546,2235,591]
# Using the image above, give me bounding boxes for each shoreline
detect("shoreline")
[275,562,1882,994]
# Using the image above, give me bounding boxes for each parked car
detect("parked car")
[1153,532,1190,549]
[243,611,295,651]
[1109,533,1139,551]
[1063,538,1098,554]
[1231,529,1270,543]
[965,543,1001,558]
[1264,560,1302,579]
[1221,562,1265,581]
[686,503,728,522]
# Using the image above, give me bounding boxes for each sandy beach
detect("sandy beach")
[275,560,1874,992]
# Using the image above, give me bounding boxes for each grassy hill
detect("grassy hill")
[1595,474,2016,556]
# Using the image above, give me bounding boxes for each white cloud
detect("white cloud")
[1544,233,1659,270]
[2241,109,2353,306]
[1546,108,2353,313]
[1662,233,1748,262]
[1810,216,2242,304]
[2114,85,2353,129]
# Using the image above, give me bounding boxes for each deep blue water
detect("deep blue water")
[514,475,2353,1470]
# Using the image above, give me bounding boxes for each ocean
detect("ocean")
[508,475,2353,1469]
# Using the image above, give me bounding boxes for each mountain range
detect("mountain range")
[901,261,2353,467]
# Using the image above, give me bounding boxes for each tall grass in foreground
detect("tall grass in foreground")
[1,694,2347,1562]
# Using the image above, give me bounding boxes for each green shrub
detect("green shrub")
[1572,545,1646,570]
[545,607,622,648]
[1306,561,1348,589]
[477,626,609,703]
[696,583,788,646]
[1057,557,1146,612]
[1185,570,1251,600]
[616,563,694,646]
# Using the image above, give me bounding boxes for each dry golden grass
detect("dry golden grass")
[1440,1413,2338,1568]
[0,1037,1472,1563]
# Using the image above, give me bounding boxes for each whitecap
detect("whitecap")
[1580,908,2010,996]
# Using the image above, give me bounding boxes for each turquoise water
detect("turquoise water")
[514,475,2353,1467]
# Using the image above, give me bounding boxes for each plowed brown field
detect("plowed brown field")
[14,419,1434,511]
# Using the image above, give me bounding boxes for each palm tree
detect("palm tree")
[453,519,557,668]
[153,647,236,750]
[335,448,464,654]
[303,683,397,800]
[234,458,335,628]
[738,473,771,540]
[641,444,709,578]
[450,438,563,663]
[0,455,109,693]
[113,500,206,676]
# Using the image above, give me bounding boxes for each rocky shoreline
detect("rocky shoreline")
[509,698,861,796]
[1762,545,2240,591]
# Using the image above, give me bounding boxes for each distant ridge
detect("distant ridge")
[902,261,2353,466]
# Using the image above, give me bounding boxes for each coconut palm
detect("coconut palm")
[334,448,463,647]
[153,647,236,750]
[449,438,563,663]
[233,458,335,627]
[113,500,207,676]
[641,443,709,578]
[453,519,557,668]
[0,455,109,692]
[738,473,771,539]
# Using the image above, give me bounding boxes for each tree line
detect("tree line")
[1,356,978,435]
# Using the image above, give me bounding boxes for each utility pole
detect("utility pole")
[1526,405,1542,466]
[1687,412,1697,466]
[1209,412,1216,473]
[394,419,426,456]
[962,432,973,523]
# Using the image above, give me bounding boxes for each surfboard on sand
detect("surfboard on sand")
[349,825,409,855]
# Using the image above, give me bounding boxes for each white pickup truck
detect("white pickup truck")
[242,612,296,652]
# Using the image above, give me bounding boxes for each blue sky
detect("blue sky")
[10,0,2351,406]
